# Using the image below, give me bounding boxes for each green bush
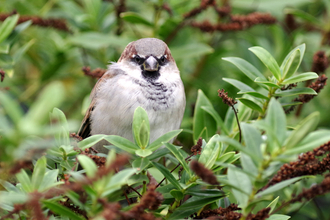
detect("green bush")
[1,0,330,219]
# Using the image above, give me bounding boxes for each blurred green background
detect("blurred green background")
[0,1,330,218]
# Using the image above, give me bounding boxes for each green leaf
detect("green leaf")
[165,143,192,177]
[237,91,269,100]
[282,72,318,84]
[223,78,254,92]
[39,170,62,192]
[0,180,20,193]
[146,147,172,160]
[43,200,85,220]
[0,44,10,53]
[285,8,321,26]
[0,14,19,43]
[267,214,291,220]
[170,189,184,200]
[68,32,130,49]
[135,149,152,157]
[13,39,35,62]
[22,81,65,126]
[171,43,214,61]
[50,108,70,147]
[267,196,279,213]
[228,167,252,208]
[284,130,330,155]
[237,98,263,113]
[199,135,221,169]
[151,162,182,190]
[280,44,305,79]
[0,91,23,125]
[222,57,266,81]
[215,136,259,162]
[266,98,286,144]
[241,123,262,162]
[185,188,224,197]
[133,107,150,149]
[147,129,182,151]
[102,168,137,197]
[217,152,236,163]
[274,87,316,97]
[249,46,281,81]
[255,176,307,197]
[255,77,281,88]
[78,134,105,150]
[169,196,224,220]
[241,153,258,177]
[31,156,47,190]
[77,155,97,178]
[201,106,229,135]
[6,20,32,45]
[284,112,320,149]
[193,90,217,142]
[103,135,139,153]
[16,170,32,193]
[120,12,153,26]
[132,158,150,173]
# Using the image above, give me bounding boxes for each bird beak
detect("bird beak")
[143,56,159,71]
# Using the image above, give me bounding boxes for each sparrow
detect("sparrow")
[78,38,186,153]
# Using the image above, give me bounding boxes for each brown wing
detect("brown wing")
[77,99,95,138]
[77,74,109,139]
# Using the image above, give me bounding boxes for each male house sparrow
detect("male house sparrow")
[78,38,186,153]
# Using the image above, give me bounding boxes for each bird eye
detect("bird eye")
[159,56,166,64]
[134,55,141,63]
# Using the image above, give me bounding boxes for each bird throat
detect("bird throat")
[141,70,160,81]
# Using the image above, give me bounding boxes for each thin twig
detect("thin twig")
[232,106,241,143]
[128,186,142,198]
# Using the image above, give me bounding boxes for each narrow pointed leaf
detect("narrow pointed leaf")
[237,91,269,100]
[169,196,224,220]
[255,176,307,197]
[223,78,254,91]
[78,134,105,150]
[77,155,97,178]
[284,130,330,155]
[165,143,192,176]
[228,167,252,208]
[280,44,305,79]
[135,149,152,157]
[193,90,217,142]
[241,123,262,161]
[285,9,320,26]
[237,98,263,113]
[274,88,316,97]
[133,107,150,149]
[120,12,153,26]
[282,72,318,84]
[201,106,229,135]
[151,162,182,190]
[43,200,85,220]
[104,135,139,153]
[284,112,320,149]
[147,129,182,151]
[266,98,286,144]
[255,77,281,88]
[222,57,266,80]
[249,47,281,81]
[132,158,150,173]
[0,14,19,43]
[16,170,32,192]
[31,156,47,190]
[281,49,300,79]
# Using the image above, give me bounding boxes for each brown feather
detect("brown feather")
[78,70,117,139]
